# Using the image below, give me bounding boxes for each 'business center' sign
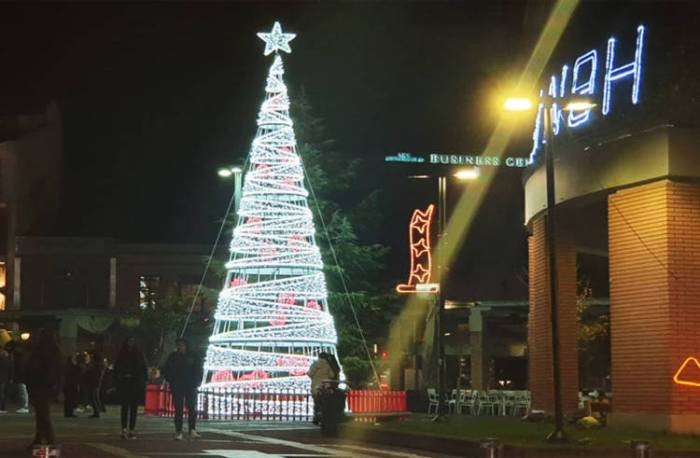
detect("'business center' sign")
[384,152,531,168]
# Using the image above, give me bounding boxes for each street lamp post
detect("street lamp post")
[436,175,447,420]
[540,103,566,442]
[504,96,594,441]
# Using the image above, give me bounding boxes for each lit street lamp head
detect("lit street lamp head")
[454,168,480,181]
[218,166,243,178]
[217,168,233,178]
[503,97,533,112]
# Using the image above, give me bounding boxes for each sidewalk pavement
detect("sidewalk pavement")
[0,405,459,458]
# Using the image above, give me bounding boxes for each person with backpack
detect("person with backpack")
[163,338,203,440]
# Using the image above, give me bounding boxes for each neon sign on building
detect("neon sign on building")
[530,25,647,163]
[673,357,700,388]
[396,205,439,294]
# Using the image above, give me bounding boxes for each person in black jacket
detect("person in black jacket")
[26,328,62,447]
[85,351,105,418]
[163,338,203,440]
[63,355,80,417]
[114,337,147,439]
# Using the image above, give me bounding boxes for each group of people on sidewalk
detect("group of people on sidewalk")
[3,328,342,449]
[63,350,107,418]
[0,329,204,449]
[111,336,203,441]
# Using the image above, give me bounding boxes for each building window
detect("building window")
[138,275,160,309]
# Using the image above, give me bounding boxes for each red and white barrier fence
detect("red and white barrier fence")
[144,384,407,420]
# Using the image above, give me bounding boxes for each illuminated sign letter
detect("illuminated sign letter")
[602,25,646,116]
[528,98,545,164]
[548,75,561,135]
[568,50,597,127]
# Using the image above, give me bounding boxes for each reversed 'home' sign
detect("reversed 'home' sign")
[529,25,647,163]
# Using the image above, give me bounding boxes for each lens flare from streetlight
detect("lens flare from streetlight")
[504,97,533,112]
[454,168,480,181]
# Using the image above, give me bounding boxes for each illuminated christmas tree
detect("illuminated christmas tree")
[202,22,340,394]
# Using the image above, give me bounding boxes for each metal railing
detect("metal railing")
[145,384,408,421]
[145,384,313,421]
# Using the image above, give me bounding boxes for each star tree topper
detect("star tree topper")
[257,21,296,56]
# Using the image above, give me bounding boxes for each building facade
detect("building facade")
[523,2,700,432]
[0,237,217,356]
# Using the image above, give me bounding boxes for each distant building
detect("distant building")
[0,102,62,312]
[0,236,218,356]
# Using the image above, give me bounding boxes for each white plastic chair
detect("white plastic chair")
[427,388,439,414]
[489,391,505,416]
[458,390,477,415]
[458,389,477,414]
[512,391,531,417]
[502,391,516,415]
[476,391,496,415]
[447,389,458,414]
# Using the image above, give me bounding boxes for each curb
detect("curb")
[340,424,700,458]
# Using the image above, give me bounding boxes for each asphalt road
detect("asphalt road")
[0,409,459,458]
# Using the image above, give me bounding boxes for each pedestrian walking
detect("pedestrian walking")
[63,355,80,417]
[5,339,30,413]
[25,328,62,448]
[0,347,12,413]
[163,338,203,440]
[99,356,109,413]
[114,337,147,439]
[86,351,104,418]
[78,352,91,413]
[307,352,339,424]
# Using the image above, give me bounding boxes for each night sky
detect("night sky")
[0,2,546,299]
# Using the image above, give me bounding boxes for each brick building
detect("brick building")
[523,2,700,432]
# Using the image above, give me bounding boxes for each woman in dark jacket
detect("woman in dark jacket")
[114,338,147,439]
[63,355,80,417]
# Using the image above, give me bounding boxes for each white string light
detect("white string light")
[202,22,341,398]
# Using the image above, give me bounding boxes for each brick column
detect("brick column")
[528,214,579,414]
[609,180,700,433]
